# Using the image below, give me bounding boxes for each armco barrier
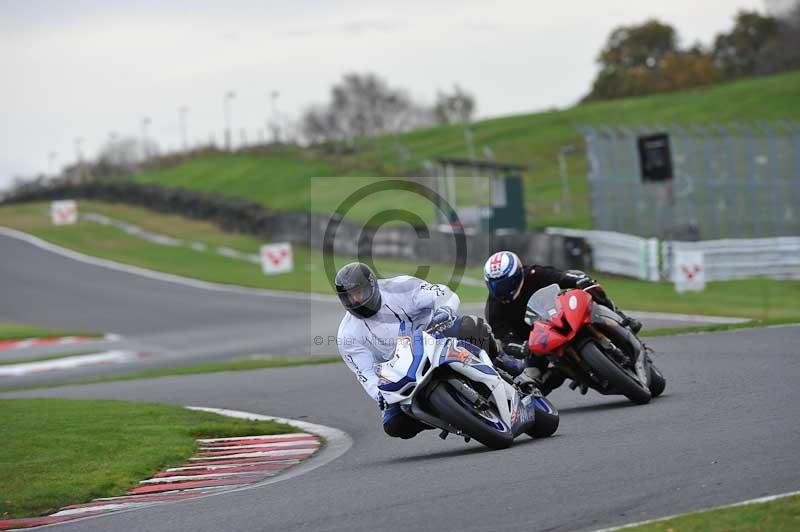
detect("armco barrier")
[665,237,800,281]
[548,227,800,281]
[546,227,660,281]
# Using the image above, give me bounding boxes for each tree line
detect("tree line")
[300,74,475,149]
[585,5,800,101]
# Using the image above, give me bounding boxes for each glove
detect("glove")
[377,392,387,411]
[503,341,529,359]
[565,269,599,292]
[427,306,456,333]
[567,271,610,306]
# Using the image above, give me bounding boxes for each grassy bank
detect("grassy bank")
[132,71,800,228]
[3,201,800,320]
[0,398,294,519]
[0,322,98,342]
[624,493,800,531]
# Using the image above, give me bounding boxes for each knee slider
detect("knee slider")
[383,415,423,439]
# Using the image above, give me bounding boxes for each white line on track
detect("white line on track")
[189,448,314,460]
[0,226,335,303]
[92,487,229,502]
[0,350,138,377]
[186,406,352,459]
[626,310,748,324]
[166,460,300,472]
[594,489,800,531]
[199,440,320,451]
[51,503,154,517]
[140,471,275,484]
[197,433,311,443]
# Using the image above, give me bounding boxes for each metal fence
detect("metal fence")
[547,227,800,281]
[580,121,800,240]
[665,237,800,281]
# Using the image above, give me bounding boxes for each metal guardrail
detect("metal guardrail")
[665,237,800,281]
[546,228,659,281]
[547,227,800,281]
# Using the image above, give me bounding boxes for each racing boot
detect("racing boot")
[537,368,566,396]
[518,358,566,396]
[617,311,642,334]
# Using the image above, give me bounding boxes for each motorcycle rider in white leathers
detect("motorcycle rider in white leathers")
[335,262,524,439]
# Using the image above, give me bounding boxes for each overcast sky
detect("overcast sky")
[0,0,770,189]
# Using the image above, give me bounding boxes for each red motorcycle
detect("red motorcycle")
[525,284,665,404]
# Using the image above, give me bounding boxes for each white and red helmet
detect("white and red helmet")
[483,251,525,303]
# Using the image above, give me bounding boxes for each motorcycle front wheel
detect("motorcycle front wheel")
[525,398,559,438]
[428,381,514,450]
[580,342,652,405]
[648,360,666,398]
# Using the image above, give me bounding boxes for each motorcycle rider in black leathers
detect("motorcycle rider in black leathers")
[483,251,642,395]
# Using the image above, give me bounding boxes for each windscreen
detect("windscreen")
[525,283,561,325]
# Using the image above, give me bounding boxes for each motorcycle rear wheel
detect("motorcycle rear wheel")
[428,381,514,450]
[580,342,651,405]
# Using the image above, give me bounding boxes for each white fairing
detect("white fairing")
[377,330,519,432]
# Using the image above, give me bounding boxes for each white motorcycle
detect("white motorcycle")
[377,323,559,450]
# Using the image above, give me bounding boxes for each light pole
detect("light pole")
[48,151,58,176]
[558,145,577,214]
[74,137,83,163]
[74,137,85,181]
[464,123,477,160]
[224,91,236,151]
[141,117,151,160]
[178,106,189,152]
[269,90,280,144]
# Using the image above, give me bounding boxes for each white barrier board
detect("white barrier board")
[50,200,78,226]
[674,250,706,292]
[260,242,294,275]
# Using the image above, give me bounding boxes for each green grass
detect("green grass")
[624,493,800,531]
[0,322,98,342]
[134,154,436,225]
[0,398,295,519]
[2,201,800,320]
[131,71,800,229]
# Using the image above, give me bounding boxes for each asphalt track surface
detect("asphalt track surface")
[4,324,800,532]
[2,232,800,531]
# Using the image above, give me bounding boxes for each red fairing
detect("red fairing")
[528,289,593,357]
